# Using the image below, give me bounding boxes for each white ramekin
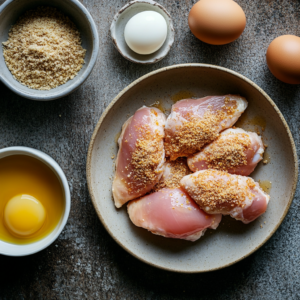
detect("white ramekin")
[0,147,71,256]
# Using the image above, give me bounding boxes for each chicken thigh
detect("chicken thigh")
[188,128,264,176]
[180,170,270,224]
[112,106,166,208]
[164,95,248,160]
[128,188,222,241]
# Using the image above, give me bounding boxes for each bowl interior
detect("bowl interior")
[111,1,174,64]
[0,148,69,256]
[0,0,95,100]
[88,65,297,273]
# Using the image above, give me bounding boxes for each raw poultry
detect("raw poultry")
[112,107,166,208]
[164,95,248,160]
[180,170,270,224]
[188,128,264,175]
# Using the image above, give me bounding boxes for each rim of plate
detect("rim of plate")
[86,63,298,273]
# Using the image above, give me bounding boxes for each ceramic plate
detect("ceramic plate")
[87,64,298,273]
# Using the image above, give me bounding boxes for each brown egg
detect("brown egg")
[266,35,300,84]
[188,0,246,45]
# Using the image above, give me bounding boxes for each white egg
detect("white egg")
[124,11,167,55]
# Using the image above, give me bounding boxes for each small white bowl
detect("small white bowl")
[110,0,175,64]
[0,147,71,256]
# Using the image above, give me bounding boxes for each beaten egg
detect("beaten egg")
[0,155,65,244]
[188,0,246,45]
[266,35,300,84]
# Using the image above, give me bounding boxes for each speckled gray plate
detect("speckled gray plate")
[87,64,298,273]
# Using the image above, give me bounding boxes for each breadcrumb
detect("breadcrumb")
[153,158,191,191]
[165,98,238,160]
[186,170,256,211]
[201,132,251,171]
[128,123,163,194]
[2,7,86,90]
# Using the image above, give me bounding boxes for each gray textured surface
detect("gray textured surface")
[0,0,299,299]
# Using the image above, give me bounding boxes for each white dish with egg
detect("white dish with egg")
[0,147,70,256]
[110,0,174,64]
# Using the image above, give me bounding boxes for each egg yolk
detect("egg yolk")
[4,194,46,237]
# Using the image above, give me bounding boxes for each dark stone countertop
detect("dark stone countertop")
[0,0,299,299]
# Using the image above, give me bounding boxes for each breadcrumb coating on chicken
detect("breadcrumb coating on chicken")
[126,124,164,195]
[184,170,256,211]
[197,132,251,171]
[165,98,238,160]
[153,158,191,191]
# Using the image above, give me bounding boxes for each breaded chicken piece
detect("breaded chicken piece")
[112,107,166,208]
[188,128,264,176]
[164,95,248,160]
[180,170,270,224]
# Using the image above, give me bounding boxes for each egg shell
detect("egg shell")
[266,35,300,84]
[188,0,246,45]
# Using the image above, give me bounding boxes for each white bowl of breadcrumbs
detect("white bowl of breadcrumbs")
[0,0,99,101]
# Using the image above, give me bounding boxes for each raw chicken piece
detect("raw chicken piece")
[165,95,248,160]
[188,128,264,176]
[180,170,270,224]
[128,188,222,241]
[153,158,191,192]
[112,107,166,208]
